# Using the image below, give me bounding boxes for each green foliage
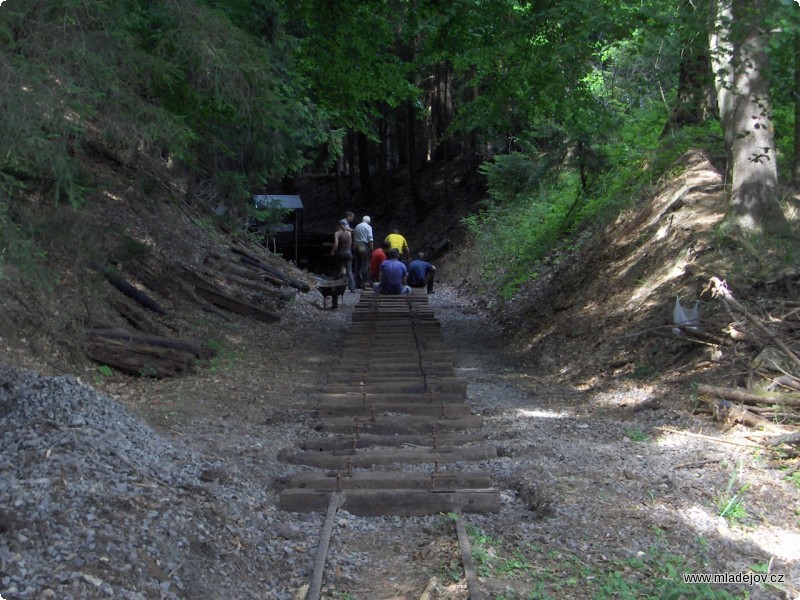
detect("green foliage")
[93,364,114,384]
[0,0,324,211]
[96,365,114,378]
[462,169,582,299]
[448,524,739,599]
[629,363,658,380]
[289,0,417,132]
[716,461,752,526]
[717,483,751,525]
[205,338,242,373]
[624,428,649,442]
[0,200,49,285]
[139,364,158,378]
[464,102,724,301]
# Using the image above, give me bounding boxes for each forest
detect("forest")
[3,2,800,598]
[1,0,798,300]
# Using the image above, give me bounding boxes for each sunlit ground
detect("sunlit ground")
[515,408,569,419]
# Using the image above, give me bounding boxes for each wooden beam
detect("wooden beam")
[279,489,501,516]
[300,433,484,451]
[318,415,484,434]
[286,471,493,491]
[307,491,343,600]
[454,510,483,600]
[323,380,467,394]
[316,402,473,418]
[288,445,497,469]
[312,392,467,404]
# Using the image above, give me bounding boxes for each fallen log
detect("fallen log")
[454,509,484,600]
[181,267,281,323]
[193,283,280,323]
[707,276,800,373]
[102,268,167,315]
[231,244,311,292]
[85,329,215,377]
[109,298,161,334]
[87,329,216,359]
[698,384,800,408]
[714,402,772,428]
[201,257,295,302]
[763,432,800,447]
[217,275,294,308]
[205,254,287,288]
[124,263,176,300]
[239,255,310,292]
[86,345,192,377]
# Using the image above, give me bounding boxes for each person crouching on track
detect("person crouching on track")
[370,240,389,284]
[407,252,437,294]
[372,248,411,295]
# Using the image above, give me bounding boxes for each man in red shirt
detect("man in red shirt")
[370,240,389,284]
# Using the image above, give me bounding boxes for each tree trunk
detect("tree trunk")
[346,130,356,202]
[664,0,715,136]
[407,100,424,217]
[357,131,373,203]
[710,0,789,236]
[430,61,456,162]
[793,29,800,189]
[378,115,388,181]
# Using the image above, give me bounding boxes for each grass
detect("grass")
[716,483,751,525]
[93,364,114,384]
[624,427,649,442]
[451,520,745,599]
[206,338,244,373]
[716,460,752,526]
[629,363,658,380]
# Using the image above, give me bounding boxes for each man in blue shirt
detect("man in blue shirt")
[372,248,411,295]
[407,252,437,294]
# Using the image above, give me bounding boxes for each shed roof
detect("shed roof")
[253,194,303,210]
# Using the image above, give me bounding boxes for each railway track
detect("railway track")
[279,292,500,598]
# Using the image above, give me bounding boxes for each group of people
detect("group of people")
[330,211,436,296]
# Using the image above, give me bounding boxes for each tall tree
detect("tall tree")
[665,0,716,135]
[795,28,800,188]
[710,0,789,235]
[287,0,416,177]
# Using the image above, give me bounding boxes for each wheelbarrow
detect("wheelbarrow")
[317,278,348,309]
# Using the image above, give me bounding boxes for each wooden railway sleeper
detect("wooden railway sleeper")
[331,439,357,456]
[430,471,457,491]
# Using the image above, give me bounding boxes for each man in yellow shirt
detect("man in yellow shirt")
[385,227,410,262]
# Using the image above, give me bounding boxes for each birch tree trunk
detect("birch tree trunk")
[793,29,800,189]
[710,0,789,235]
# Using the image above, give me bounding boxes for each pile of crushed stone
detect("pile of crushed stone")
[0,364,321,599]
